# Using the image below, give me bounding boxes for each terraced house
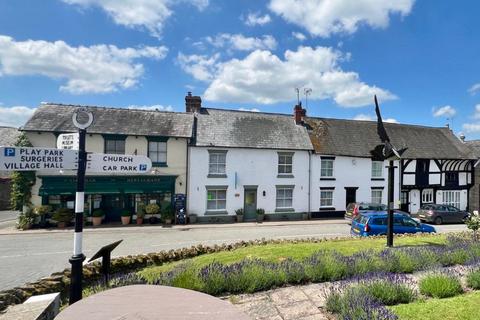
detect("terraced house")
[21,104,193,222]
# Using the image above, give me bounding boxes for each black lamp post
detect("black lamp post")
[69,108,93,304]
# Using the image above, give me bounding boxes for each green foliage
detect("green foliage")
[145,203,160,215]
[466,268,480,289]
[256,208,265,215]
[136,203,146,218]
[92,209,104,217]
[161,207,173,220]
[52,208,74,223]
[33,205,52,216]
[419,274,463,298]
[16,207,35,230]
[235,208,244,215]
[466,211,480,240]
[10,133,35,210]
[361,280,416,305]
[121,209,132,217]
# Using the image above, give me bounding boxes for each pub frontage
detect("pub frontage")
[39,176,176,222]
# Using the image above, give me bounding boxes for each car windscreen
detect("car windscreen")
[359,204,387,211]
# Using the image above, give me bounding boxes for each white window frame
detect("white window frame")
[276,187,293,209]
[422,189,434,204]
[372,161,383,178]
[148,141,167,164]
[320,190,334,207]
[206,188,227,212]
[442,190,460,209]
[321,158,334,177]
[208,151,227,175]
[371,189,383,204]
[278,153,293,175]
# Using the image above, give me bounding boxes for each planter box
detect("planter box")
[236,215,244,223]
[256,214,265,223]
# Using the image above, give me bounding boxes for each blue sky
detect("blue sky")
[1,0,480,139]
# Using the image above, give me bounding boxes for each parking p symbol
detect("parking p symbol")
[4,148,15,157]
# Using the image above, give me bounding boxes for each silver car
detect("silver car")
[415,204,469,225]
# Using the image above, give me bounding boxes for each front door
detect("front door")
[400,191,409,212]
[409,189,420,214]
[345,188,357,208]
[244,188,257,221]
[103,194,125,222]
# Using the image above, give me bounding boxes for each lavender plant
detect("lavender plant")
[419,273,463,298]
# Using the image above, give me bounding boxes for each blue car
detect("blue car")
[351,211,436,237]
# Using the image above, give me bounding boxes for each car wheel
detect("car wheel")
[434,217,442,225]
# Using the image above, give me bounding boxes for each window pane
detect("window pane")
[217,190,226,200]
[279,155,286,164]
[158,152,167,163]
[217,200,226,210]
[207,200,216,210]
[149,142,158,152]
[158,142,167,151]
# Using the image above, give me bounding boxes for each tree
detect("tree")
[10,133,35,210]
[465,211,480,241]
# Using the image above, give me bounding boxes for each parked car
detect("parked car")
[351,212,436,237]
[345,202,387,224]
[414,204,470,225]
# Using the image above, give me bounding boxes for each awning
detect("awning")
[39,175,176,196]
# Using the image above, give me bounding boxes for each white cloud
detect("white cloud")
[197,46,395,107]
[238,107,260,112]
[463,123,480,133]
[177,53,220,81]
[468,83,480,95]
[353,113,397,123]
[127,104,174,111]
[0,106,36,127]
[62,0,208,37]
[244,12,272,26]
[432,105,456,118]
[0,35,167,94]
[292,32,306,41]
[206,33,277,51]
[269,0,415,38]
[462,105,480,132]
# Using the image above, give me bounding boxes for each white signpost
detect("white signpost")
[0,146,78,171]
[57,133,80,150]
[87,153,152,173]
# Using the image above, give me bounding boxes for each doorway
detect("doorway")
[400,191,410,212]
[345,187,358,208]
[244,187,257,221]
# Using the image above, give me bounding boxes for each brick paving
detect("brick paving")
[230,284,332,320]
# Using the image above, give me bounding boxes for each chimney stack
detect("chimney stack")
[185,92,202,113]
[294,102,306,125]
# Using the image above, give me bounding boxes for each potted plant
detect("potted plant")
[188,213,197,224]
[256,208,265,223]
[33,205,52,227]
[52,208,74,228]
[121,209,132,225]
[136,203,146,225]
[235,208,244,222]
[145,203,160,224]
[92,209,104,226]
[16,208,35,230]
[161,208,174,224]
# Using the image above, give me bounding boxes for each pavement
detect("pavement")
[0,213,468,291]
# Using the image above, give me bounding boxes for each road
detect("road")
[0,219,467,291]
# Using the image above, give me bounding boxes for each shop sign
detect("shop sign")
[0,146,78,171]
[87,153,152,174]
[57,133,79,150]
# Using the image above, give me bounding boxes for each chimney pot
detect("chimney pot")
[186,92,202,113]
[294,102,303,125]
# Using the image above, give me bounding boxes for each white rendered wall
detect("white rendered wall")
[310,155,400,212]
[187,147,310,216]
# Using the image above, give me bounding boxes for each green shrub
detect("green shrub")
[121,209,131,217]
[145,203,160,215]
[16,209,35,230]
[304,251,348,282]
[361,279,416,305]
[466,269,480,289]
[438,249,470,266]
[33,205,52,216]
[92,209,104,217]
[52,208,74,222]
[419,274,463,298]
[136,204,146,218]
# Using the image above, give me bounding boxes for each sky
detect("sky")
[1,0,480,139]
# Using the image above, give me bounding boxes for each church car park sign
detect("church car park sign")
[87,154,152,173]
[0,146,78,170]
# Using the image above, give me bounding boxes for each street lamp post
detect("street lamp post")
[69,108,93,305]
[386,160,396,247]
